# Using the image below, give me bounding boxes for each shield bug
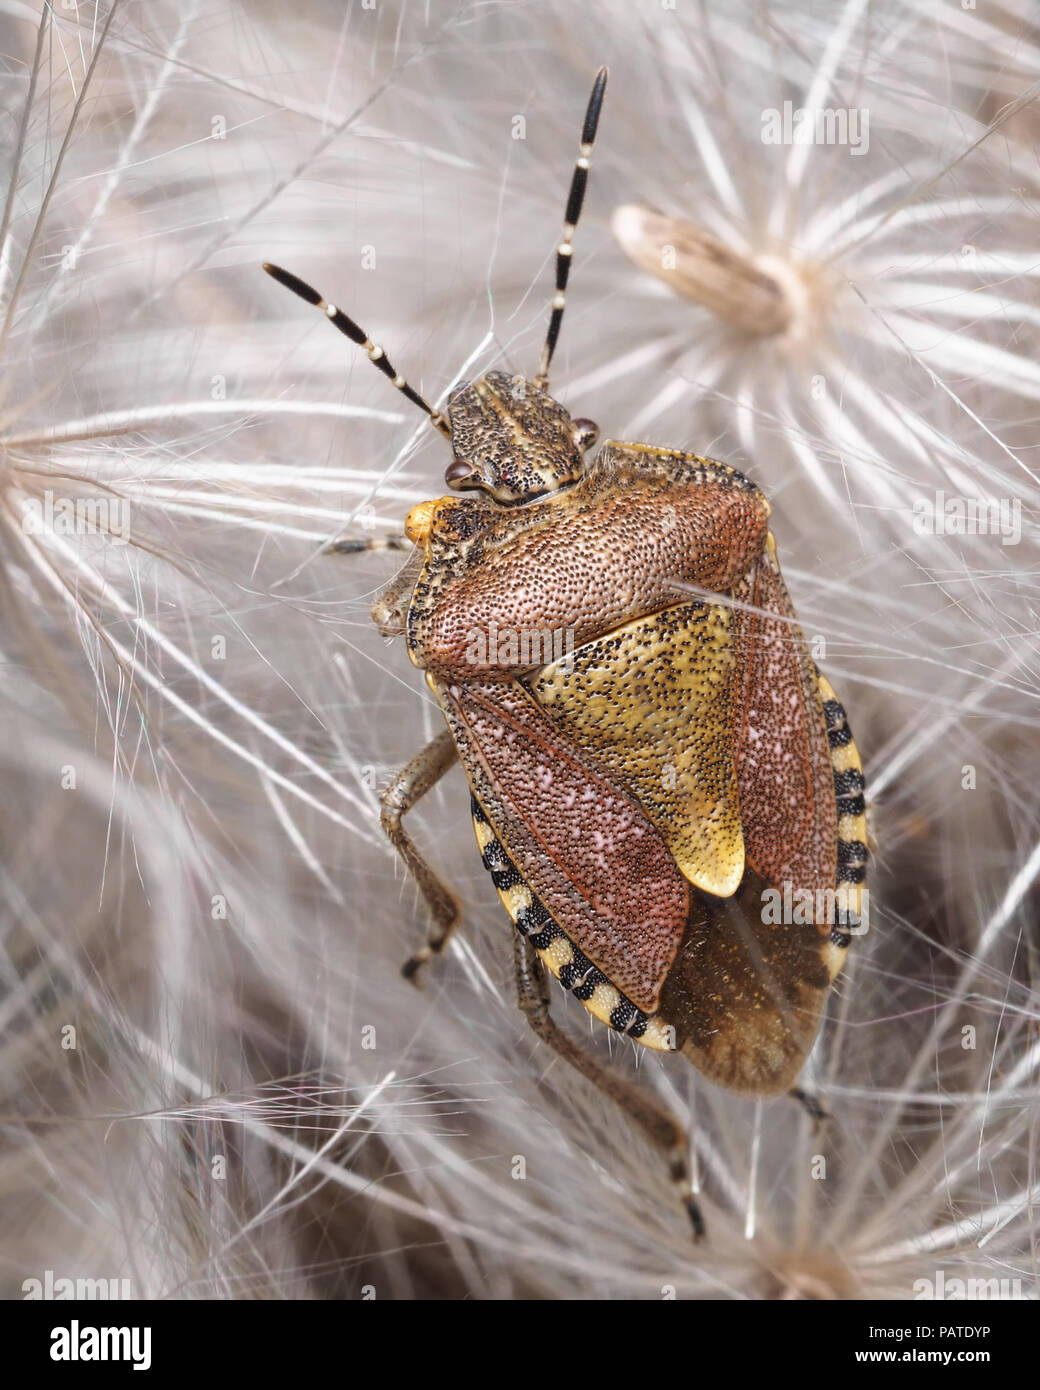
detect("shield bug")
[263,67,867,1237]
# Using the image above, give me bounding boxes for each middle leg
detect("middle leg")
[379,728,462,980]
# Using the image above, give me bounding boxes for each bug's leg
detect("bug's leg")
[512,932,704,1239]
[789,1086,829,1132]
[327,535,411,555]
[380,730,462,980]
[322,531,420,635]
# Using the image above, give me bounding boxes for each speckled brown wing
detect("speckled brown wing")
[730,536,838,896]
[434,676,689,1014]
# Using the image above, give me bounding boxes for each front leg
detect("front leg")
[325,532,422,638]
[379,729,462,979]
[327,534,411,554]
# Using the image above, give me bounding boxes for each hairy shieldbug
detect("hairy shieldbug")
[264,68,867,1236]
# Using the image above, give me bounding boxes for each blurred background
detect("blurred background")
[0,0,1037,1299]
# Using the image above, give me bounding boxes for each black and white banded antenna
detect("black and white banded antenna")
[533,66,608,391]
[261,262,451,439]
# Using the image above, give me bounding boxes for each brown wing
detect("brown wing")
[530,601,745,898]
[730,535,837,895]
[434,676,688,1013]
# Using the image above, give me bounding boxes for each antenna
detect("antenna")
[262,262,450,438]
[533,66,608,389]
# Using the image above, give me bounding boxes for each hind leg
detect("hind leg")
[512,932,704,1238]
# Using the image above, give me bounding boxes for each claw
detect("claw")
[790,1086,829,1129]
[685,1195,706,1242]
[401,949,431,984]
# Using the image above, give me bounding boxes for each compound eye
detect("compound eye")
[572,417,599,450]
[445,457,476,489]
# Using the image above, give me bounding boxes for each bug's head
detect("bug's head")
[262,68,609,509]
[443,371,598,504]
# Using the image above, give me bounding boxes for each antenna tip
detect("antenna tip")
[262,262,324,307]
[582,67,609,145]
